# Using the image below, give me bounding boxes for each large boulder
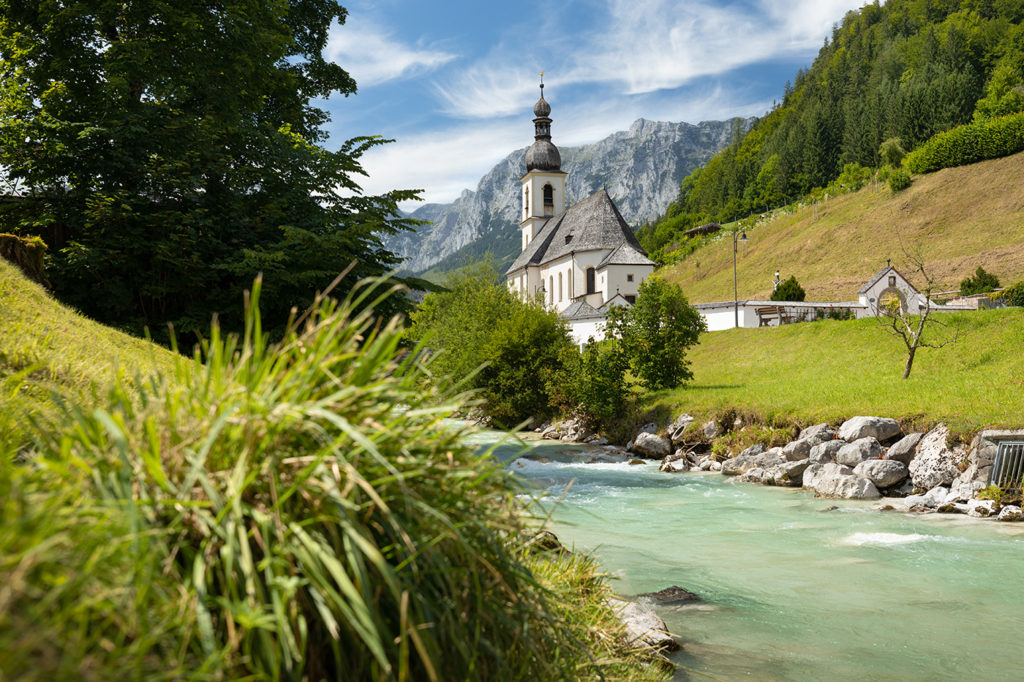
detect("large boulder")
[853,459,908,488]
[798,423,838,445]
[838,416,901,442]
[802,462,880,499]
[736,467,769,484]
[903,486,949,510]
[770,459,812,487]
[998,505,1024,522]
[721,448,785,476]
[885,433,923,465]
[967,499,998,518]
[809,440,844,464]
[781,439,813,461]
[607,597,680,652]
[836,437,882,467]
[668,413,695,444]
[908,424,962,490]
[631,432,672,459]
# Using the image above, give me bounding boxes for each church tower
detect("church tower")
[520,77,566,251]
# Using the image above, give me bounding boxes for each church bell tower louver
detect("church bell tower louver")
[520,74,566,251]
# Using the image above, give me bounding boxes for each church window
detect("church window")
[585,267,596,294]
[627,274,634,282]
[888,275,896,287]
[625,295,636,304]
[549,276,554,304]
[524,187,529,218]
[543,184,553,206]
[558,273,563,301]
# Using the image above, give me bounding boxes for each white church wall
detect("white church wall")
[600,264,654,302]
[567,317,605,347]
[539,256,575,312]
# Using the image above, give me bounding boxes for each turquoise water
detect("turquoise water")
[474,431,1024,681]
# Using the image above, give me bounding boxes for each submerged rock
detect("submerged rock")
[608,597,681,652]
[637,586,701,605]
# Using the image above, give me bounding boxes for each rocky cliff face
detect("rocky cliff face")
[385,117,751,275]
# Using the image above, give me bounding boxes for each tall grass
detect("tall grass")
[2,275,667,681]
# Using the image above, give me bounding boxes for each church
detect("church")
[505,82,655,345]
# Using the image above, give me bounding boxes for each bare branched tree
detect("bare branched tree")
[878,242,960,379]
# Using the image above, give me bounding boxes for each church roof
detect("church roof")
[597,242,656,268]
[858,265,918,294]
[562,300,604,320]
[505,188,650,273]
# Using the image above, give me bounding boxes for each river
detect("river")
[467,429,1024,681]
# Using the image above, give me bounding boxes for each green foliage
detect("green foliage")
[0,1,417,343]
[903,111,1024,173]
[959,265,1001,295]
[771,275,807,302]
[977,485,1007,505]
[642,0,1024,249]
[1,276,667,681]
[879,138,907,166]
[888,168,913,192]
[407,260,574,427]
[552,340,632,426]
[606,277,706,391]
[1002,280,1024,306]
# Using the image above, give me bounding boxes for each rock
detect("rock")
[736,467,768,484]
[885,480,915,498]
[874,503,896,511]
[885,433,923,465]
[853,459,908,488]
[708,461,722,472]
[607,597,681,652]
[838,416,902,442]
[903,486,949,509]
[702,420,720,440]
[523,530,565,553]
[637,586,700,605]
[639,422,659,435]
[997,505,1023,522]
[836,437,882,467]
[721,449,785,476]
[668,413,695,444]
[798,423,838,445]
[802,462,879,499]
[946,475,985,503]
[809,440,844,464]
[628,458,646,466]
[631,432,671,459]
[802,462,851,489]
[588,436,609,446]
[909,424,962,490]
[541,424,562,440]
[659,454,689,473]
[819,505,839,512]
[738,443,766,458]
[770,459,811,487]
[781,439,813,461]
[967,499,998,518]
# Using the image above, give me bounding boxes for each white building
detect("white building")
[505,83,655,345]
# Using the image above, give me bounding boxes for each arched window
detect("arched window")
[523,186,529,218]
[543,184,554,206]
[558,272,563,301]
[585,267,596,294]
[549,276,554,304]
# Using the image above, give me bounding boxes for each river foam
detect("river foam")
[839,531,937,546]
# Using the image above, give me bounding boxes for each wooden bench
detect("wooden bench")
[755,305,792,327]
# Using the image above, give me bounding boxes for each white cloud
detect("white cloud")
[325,17,456,88]
[434,0,869,118]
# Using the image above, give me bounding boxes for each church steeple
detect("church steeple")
[520,74,567,251]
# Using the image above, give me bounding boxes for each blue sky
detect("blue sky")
[322,0,871,209]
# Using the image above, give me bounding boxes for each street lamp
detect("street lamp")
[733,230,748,328]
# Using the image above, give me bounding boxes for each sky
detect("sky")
[322,0,872,209]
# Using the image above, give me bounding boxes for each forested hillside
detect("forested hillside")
[639,0,1024,256]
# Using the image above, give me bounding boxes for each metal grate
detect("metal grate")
[989,441,1024,490]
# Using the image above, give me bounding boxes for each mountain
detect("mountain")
[385,118,750,275]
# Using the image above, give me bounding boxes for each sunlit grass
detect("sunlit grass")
[655,308,1024,433]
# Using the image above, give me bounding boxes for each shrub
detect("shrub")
[552,340,631,427]
[1003,280,1024,307]
[888,169,912,192]
[903,111,1024,174]
[3,277,667,681]
[959,266,1001,296]
[771,275,806,302]
[606,277,706,391]
[878,138,906,167]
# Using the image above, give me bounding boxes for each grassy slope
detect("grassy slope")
[656,307,1024,433]
[662,151,1024,303]
[0,259,175,440]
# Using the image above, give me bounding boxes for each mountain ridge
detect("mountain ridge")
[386,117,751,275]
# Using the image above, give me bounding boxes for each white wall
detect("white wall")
[600,263,654,301]
[567,317,605,346]
[701,304,758,331]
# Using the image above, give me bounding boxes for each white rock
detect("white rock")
[737,467,768,484]
[904,486,949,509]
[885,433,923,464]
[839,416,902,442]
[631,432,671,459]
[908,424,961,490]
[771,459,811,487]
[997,505,1023,522]
[659,454,690,473]
[668,413,695,443]
[607,597,680,652]
[967,499,998,518]
[809,440,844,464]
[802,462,853,490]
[853,459,909,488]
[798,423,839,445]
[836,437,882,467]
[702,420,720,439]
[815,473,881,500]
[782,439,813,461]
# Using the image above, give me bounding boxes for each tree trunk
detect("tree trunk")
[903,346,917,379]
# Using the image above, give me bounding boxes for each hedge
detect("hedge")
[904,111,1024,174]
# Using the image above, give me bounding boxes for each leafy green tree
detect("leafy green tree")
[879,137,907,166]
[606,277,706,391]
[550,339,631,426]
[0,1,416,341]
[1002,280,1024,306]
[960,265,1001,295]
[771,276,806,302]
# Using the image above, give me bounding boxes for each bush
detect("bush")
[2,277,667,681]
[960,266,1001,296]
[888,169,912,192]
[903,111,1024,174]
[1003,280,1024,306]
[878,138,906,167]
[606,277,706,391]
[552,340,631,426]
[771,275,806,302]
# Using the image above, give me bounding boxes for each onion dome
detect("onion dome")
[533,95,551,117]
[526,80,560,172]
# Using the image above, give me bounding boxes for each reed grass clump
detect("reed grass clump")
[2,275,667,681]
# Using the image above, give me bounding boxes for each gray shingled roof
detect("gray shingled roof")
[597,242,655,268]
[506,189,649,274]
[561,300,604,320]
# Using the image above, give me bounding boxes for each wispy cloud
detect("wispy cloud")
[434,0,868,118]
[325,17,456,88]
